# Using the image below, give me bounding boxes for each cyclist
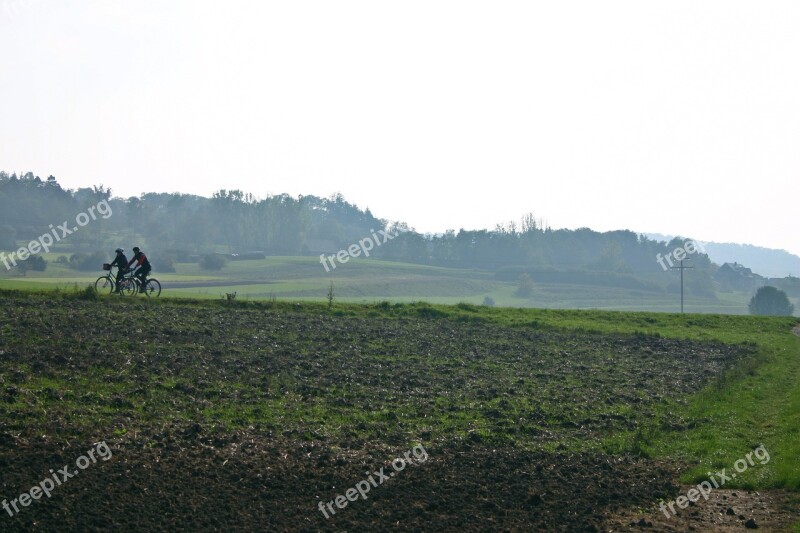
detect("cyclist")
[109,248,129,293]
[127,246,152,288]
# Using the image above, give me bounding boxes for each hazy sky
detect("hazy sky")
[1,1,798,255]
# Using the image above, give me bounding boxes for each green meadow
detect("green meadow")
[2,254,791,315]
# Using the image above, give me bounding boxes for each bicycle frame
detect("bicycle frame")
[97,265,159,297]
[104,266,137,292]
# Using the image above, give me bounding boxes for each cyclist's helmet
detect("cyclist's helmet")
[133,247,140,253]
[115,248,124,253]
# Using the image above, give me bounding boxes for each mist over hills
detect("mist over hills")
[645,233,800,278]
[0,171,702,269]
[2,171,797,307]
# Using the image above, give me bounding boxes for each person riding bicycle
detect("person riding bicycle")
[127,247,152,288]
[109,248,129,293]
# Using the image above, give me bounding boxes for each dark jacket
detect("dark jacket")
[110,253,128,269]
[127,251,151,270]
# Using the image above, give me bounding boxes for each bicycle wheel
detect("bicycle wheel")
[95,275,114,294]
[119,278,138,296]
[143,278,161,297]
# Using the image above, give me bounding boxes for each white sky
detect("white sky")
[1,0,798,255]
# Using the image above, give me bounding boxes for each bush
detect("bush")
[199,254,226,271]
[748,286,795,316]
[15,255,47,276]
[483,296,496,307]
[28,255,47,271]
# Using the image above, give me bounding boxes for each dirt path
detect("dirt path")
[604,487,800,532]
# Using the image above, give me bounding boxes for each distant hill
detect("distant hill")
[0,172,789,298]
[645,233,800,278]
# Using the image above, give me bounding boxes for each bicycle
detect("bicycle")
[95,264,137,296]
[130,270,161,298]
[96,264,160,297]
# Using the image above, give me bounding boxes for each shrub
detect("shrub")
[28,255,47,271]
[483,296,496,307]
[199,254,226,271]
[748,286,795,316]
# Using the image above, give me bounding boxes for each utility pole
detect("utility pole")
[671,258,694,313]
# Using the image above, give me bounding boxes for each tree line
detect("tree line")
[1,171,716,285]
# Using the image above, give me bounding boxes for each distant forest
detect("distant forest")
[0,170,772,297]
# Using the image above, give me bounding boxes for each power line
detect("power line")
[671,258,694,313]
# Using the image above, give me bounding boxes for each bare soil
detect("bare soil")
[0,295,796,531]
[1,430,687,532]
[605,487,799,532]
